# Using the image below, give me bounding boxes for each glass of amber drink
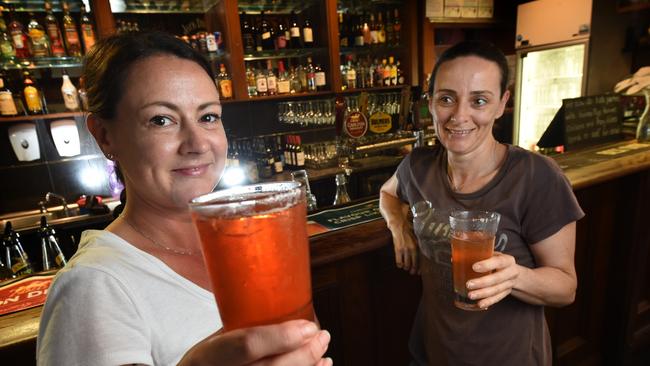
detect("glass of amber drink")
[449,210,501,311]
[189,182,314,331]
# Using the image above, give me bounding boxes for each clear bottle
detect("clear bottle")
[2,222,34,278]
[80,3,96,54]
[291,169,317,212]
[0,75,18,116]
[0,9,16,60]
[289,65,302,94]
[277,60,291,95]
[346,56,357,89]
[306,57,316,92]
[23,72,44,114]
[61,70,80,111]
[266,59,277,95]
[217,63,233,99]
[389,56,398,86]
[44,1,66,57]
[255,62,268,96]
[39,216,67,272]
[62,1,82,57]
[206,32,218,54]
[78,76,89,111]
[246,64,257,97]
[333,173,351,205]
[8,6,30,59]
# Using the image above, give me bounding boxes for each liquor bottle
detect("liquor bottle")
[333,173,351,205]
[382,58,390,86]
[44,1,66,57]
[354,15,364,47]
[296,63,307,92]
[198,33,208,54]
[217,63,233,99]
[8,6,30,59]
[295,136,305,168]
[78,76,89,110]
[373,58,383,86]
[255,63,268,96]
[377,12,386,44]
[396,60,404,85]
[362,13,372,46]
[2,222,34,278]
[289,11,301,48]
[389,56,398,85]
[61,70,80,111]
[284,136,293,168]
[306,57,316,92]
[80,4,96,54]
[346,56,357,89]
[62,2,82,57]
[0,10,16,60]
[260,11,274,51]
[369,14,378,45]
[338,12,348,47]
[39,216,67,271]
[276,21,287,49]
[315,63,326,91]
[253,16,263,52]
[206,32,218,54]
[0,75,18,116]
[289,65,302,94]
[246,64,257,97]
[27,13,50,58]
[23,72,44,114]
[277,60,290,95]
[385,10,394,46]
[266,60,277,96]
[273,136,284,173]
[241,12,255,53]
[392,8,401,46]
[303,16,313,48]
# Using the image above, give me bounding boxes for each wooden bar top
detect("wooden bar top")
[2,139,650,352]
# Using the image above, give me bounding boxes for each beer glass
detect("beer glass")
[449,210,501,311]
[189,182,314,331]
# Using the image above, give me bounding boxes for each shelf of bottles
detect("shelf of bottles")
[0,0,95,117]
[1,0,89,13]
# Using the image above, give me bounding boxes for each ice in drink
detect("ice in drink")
[190,183,314,331]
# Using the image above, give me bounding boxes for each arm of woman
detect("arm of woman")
[379,174,419,275]
[176,320,332,366]
[465,221,577,308]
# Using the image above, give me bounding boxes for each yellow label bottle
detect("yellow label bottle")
[24,85,42,113]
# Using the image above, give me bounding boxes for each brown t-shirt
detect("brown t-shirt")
[396,144,584,366]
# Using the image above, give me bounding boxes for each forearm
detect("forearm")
[511,265,576,307]
[379,191,410,231]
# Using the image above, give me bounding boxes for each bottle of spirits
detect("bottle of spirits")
[61,70,80,111]
[80,4,96,54]
[289,65,302,94]
[2,222,34,277]
[382,58,390,86]
[295,136,305,168]
[23,72,44,114]
[246,64,257,97]
[338,12,348,48]
[78,76,89,110]
[241,12,255,53]
[0,10,16,60]
[369,14,378,45]
[265,60,277,96]
[62,1,82,56]
[44,1,66,57]
[0,74,18,116]
[346,56,357,89]
[389,56,398,85]
[276,60,291,95]
[260,11,274,51]
[393,8,401,46]
[303,16,313,48]
[255,63,268,96]
[8,6,30,59]
[206,32,218,54]
[333,173,351,205]
[39,216,67,271]
[217,63,233,99]
[396,60,404,85]
[289,11,301,48]
[254,16,263,52]
[27,13,50,58]
[354,15,364,47]
[377,12,386,44]
[276,21,287,49]
[315,63,326,91]
[362,13,372,46]
[306,57,316,92]
[385,10,394,46]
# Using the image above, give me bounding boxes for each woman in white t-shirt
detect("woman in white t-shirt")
[37,32,331,366]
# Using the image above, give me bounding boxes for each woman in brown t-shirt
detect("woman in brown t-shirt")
[379,41,584,365]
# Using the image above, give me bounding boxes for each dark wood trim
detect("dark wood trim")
[0,112,84,123]
[90,0,116,38]
[325,0,342,92]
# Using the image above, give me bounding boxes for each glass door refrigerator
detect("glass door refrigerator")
[512,39,589,150]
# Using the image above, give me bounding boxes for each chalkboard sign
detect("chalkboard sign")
[563,94,623,151]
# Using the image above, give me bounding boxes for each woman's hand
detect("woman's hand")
[465,252,521,309]
[389,223,420,275]
[178,320,332,366]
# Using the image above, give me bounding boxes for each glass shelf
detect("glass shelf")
[1,57,83,70]
[338,0,403,13]
[1,0,90,13]
[237,0,318,14]
[109,0,218,14]
[244,47,327,61]
[340,45,404,56]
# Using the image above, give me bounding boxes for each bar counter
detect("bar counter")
[2,140,650,365]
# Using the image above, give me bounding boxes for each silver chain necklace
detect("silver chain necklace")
[123,217,196,256]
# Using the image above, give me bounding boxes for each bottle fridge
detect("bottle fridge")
[512,39,589,150]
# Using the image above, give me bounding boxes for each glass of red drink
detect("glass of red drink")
[449,210,501,311]
[189,182,314,331]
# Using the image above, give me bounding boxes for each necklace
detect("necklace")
[447,142,502,193]
[123,217,196,256]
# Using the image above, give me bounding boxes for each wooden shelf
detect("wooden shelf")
[0,112,84,123]
[338,85,406,94]
[427,17,497,28]
[230,91,333,103]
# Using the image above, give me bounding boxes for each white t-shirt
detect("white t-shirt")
[37,230,222,366]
